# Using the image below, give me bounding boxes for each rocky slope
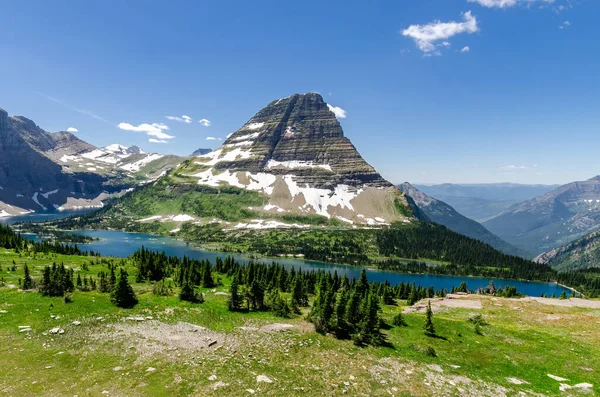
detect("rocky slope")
[483,176,600,255]
[0,107,183,217]
[86,93,415,231]
[399,183,528,257]
[535,228,600,271]
[415,183,558,222]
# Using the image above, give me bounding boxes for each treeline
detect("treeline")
[0,224,86,256]
[376,224,557,281]
[556,268,600,297]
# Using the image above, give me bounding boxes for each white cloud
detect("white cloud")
[468,0,555,8]
[327,104,347,119]
[118,122,175,139]
[149,138,169,144]
[66,127,78,133]
[460,46,471,53]
[206,136,221,141]
[166,115,192,124]
[199,118,211,127]
[402,11,479,55]
[500,165,528,170]
[559,20,571,29]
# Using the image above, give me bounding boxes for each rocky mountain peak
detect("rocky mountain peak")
[0,108,9,130]
[184,93,408,225]
[213,92,390,189]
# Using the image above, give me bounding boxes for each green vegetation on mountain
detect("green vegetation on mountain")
[535,228,600,272]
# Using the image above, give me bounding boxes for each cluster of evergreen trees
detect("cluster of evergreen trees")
[0,224,86,256]
[556,268,600,297]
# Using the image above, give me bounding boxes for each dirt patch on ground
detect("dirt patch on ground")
[523,297,600,309]
[99,320,232,360]
[404,295,483,313]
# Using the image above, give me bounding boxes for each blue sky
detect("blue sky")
[1,0,598,185]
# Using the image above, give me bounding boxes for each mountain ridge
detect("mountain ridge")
[398,182,528,257]
[483,176,600,255]
[0,107,183,217]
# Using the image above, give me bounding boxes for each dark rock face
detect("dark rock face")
[191,148,212,156]
[0,109,107,211]
[126,145,143,155]
[220,93,391,189]
[50,131,96,155]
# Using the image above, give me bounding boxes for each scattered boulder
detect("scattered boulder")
[256,375,273,383]
[208,374,217,381]
[146,367,156,373]
[72,321,81,326]
[547,374,568,382]
[49,327,65,335]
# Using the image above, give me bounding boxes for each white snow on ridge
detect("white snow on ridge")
[81,149,106,160]
[60,155,79,163]
[0,210,11,218]
[230,132,261,142]
[264,204,286,213]
[282,175,360,218]
[138,215,162,222]
[31,192,47,210]
[266,160,332,171]
[233,219,310,230]
[121,154,163,172]
[171,214,194,222]
[246,122,264,130]
[41,189,59,199]
[195,147,252,166]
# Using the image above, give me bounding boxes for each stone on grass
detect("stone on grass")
[256,375,273,383]
[146,367,156,372]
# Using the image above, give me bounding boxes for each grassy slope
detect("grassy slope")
[1,249,599,396]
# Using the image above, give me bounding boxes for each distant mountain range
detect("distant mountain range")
[415,183,558,222]
[399,183,527,257]
[0,107,183,217]
[483,176,600,256]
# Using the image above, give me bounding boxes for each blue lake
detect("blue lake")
[2,211,570,296]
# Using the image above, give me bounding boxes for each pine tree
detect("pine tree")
[22,264,33,290]
[345,291,362,328]
[201,262,215,288]
[407,287,418,306]
[335,289,351,338]
[354,293,383,346]
[424,300,435,336]
[309,277,334,334]
[228,273,243,311]
[111,269,138,308]
[179,274,203,303]
[392,311,407,327]
[291,276,308,307]
[356,269,369,297]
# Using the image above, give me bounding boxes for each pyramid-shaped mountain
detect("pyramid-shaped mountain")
[177,93,411,226]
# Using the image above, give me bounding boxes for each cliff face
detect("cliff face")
[0,107,181,216]
[182,93,411,226]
